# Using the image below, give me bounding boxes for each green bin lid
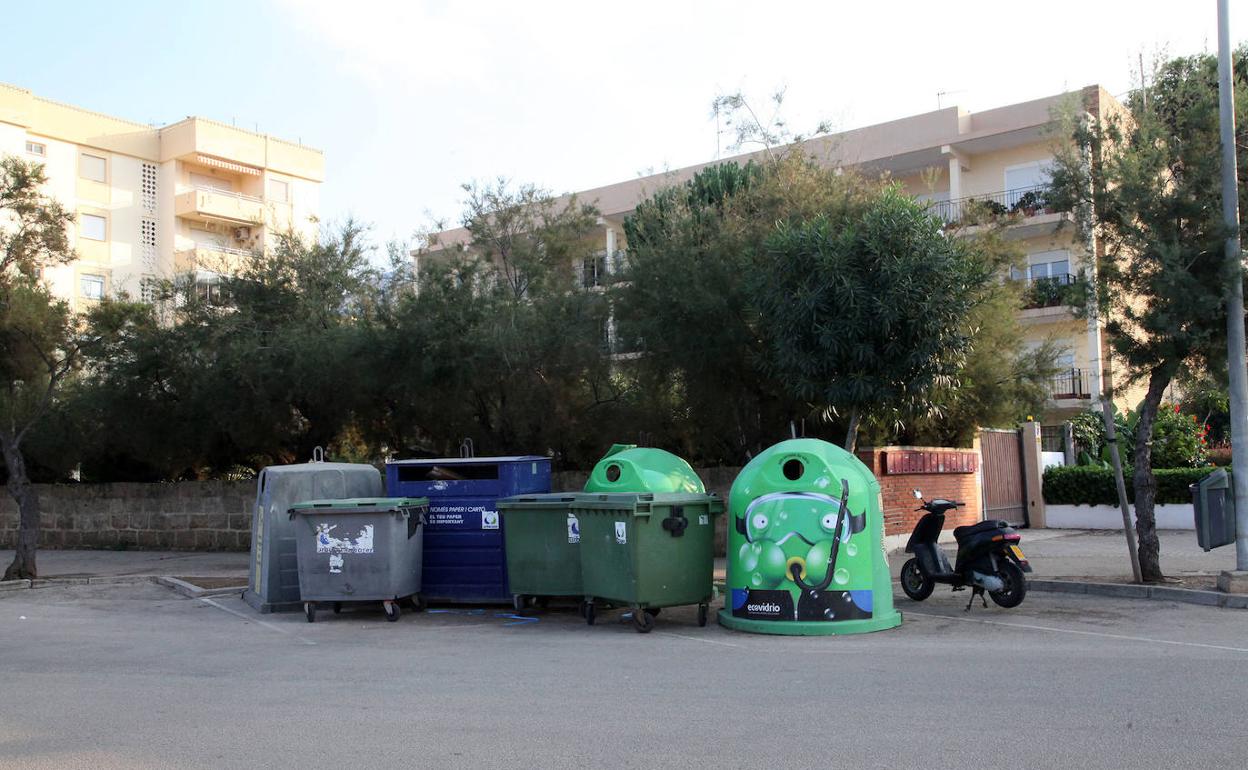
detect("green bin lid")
[569,492,723,515]
[288,497,429,514]
[497,493,582,510]
[584,446,705,494]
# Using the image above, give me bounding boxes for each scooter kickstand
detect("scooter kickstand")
[965,586,986,612]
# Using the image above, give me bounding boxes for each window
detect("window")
[1012,250,1070,282]
[79,153,107,183]
[80,213,107,241]
[1004,160,1053,193]
[80,274,105,300]
[267,179,289,203]
[26,141,46,157]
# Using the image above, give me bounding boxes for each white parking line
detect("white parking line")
[657,631,744,648]
[907,610,1248,653]
[199,597,316,646]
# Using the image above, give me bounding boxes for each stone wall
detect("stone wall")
[0,456,981,554]
[0,481,254,551]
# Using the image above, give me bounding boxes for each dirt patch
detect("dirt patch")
[1053,574,1221,590]
[174,576,248,590]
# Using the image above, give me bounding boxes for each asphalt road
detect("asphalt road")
[1,583,1246,770]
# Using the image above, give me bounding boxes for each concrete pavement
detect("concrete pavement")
[1,580,1246,769]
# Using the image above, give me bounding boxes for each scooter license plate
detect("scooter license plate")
[1009,545,1026,560]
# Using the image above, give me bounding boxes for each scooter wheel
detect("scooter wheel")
[989,560,1027,608]
[900,558,934,601]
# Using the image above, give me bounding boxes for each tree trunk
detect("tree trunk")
[843,409,861,453]
[2,437,40,581]
[1131,363,1176,583]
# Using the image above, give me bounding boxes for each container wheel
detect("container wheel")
[513,594,527,612]
[535,596,550,609]
[697,603,708,627]
[383,601,400,622]
[413,593,427,612]
[304,602,316,623]
[585,602,596,626]
[332,602,342,614]
[633,609,655,634]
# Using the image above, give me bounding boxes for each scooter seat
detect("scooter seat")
[953,520,1008,543]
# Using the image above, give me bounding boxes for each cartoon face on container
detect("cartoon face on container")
[728,447,876,623]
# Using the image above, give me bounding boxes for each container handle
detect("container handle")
[661,505,688,537]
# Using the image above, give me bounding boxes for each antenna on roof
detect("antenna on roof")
[936,89,966,109]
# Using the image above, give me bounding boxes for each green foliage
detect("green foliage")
[1043,465,1217,505]
[755,187,991,442]
[1067,404,1208,471]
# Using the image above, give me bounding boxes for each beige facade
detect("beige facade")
[0,82,324,311]
[421,86,1142,426]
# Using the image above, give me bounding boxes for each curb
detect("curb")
[153,576,247,599]
[1029,578,1248,609]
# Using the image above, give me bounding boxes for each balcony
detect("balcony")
[1020,273,1083,310]
[928,185,1063,231]
[1049,368,1092,400]
[174,245,255,277]
[174,186,264,225]
[582,250,627,289]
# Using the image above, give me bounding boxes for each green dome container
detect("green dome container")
[718,438,901,636]
[583,444,705,494]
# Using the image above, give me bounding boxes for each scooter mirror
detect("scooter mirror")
[912,489,923,499]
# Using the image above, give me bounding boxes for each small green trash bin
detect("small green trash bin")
[584,444,705,494]
[573,492,723,633]
[289,497,429,623]
[499,493,585,612]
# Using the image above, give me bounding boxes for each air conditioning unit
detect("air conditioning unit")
[233,227,252,241]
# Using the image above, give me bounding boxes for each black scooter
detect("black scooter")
[899,490,1032,611]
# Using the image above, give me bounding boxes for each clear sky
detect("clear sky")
[2,1,1242,250]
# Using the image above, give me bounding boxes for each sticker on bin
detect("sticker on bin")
[328,554,344,573]
[615,521,627,544]
[315,523,375,554]
[482,510,500,530]
[699,514,709,525]
[567,513,580,544]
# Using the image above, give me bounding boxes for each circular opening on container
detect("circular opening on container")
[782,458,804,481]
[605,463,622,482]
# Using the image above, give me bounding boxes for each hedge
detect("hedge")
[1042,465,1222,506]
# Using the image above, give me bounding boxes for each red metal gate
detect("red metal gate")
[979,428,1027,526]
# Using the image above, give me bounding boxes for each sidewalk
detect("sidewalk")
[713,529,1231,583]
[0,549,249,580]
[3,529,1233,584]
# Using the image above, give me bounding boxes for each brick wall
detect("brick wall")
[0,481,254,551]
[856,446,982,537]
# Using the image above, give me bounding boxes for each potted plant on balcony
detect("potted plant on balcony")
[1009,189,1051,217]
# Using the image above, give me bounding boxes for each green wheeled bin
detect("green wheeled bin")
[498,493,586,612]
[572,492,723,633]
[289,497,429,623]
[718,438,901,636]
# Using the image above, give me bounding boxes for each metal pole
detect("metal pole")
[1103,399,1143,582]
[1217,0,1248,571]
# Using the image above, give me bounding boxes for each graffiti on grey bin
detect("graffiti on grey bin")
[315,523,375,554]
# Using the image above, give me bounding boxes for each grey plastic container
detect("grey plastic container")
[1191,468,1236,552]
[290,497,429,622]
[243,453,384,614]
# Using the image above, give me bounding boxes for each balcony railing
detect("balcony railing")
[191,185,263,202]
[1049,368,1091,400]
[582,250,627,289]
[1020,273,1081,310]
[928,185,1054,227]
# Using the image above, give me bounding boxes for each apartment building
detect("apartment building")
[421,86,1141,429]
[0,82,323,311]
